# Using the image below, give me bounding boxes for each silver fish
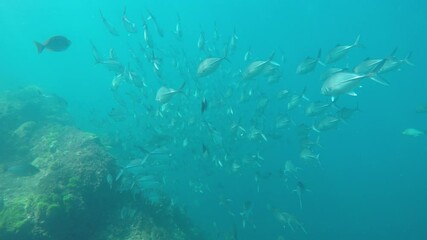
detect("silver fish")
[321,60,387,100]
[312,115,341,132]
[174,14,183,40]
[99,60,125,73]
[305,101,332,117]
[198,31,205,50]
[99,9,120,36]
[325,35,361,64]
[146,9,164,37]
[296,49,322,75]
[143,20,153,49]
[122,7,137,33]
[155,82,185,104]
[197,56,228,78]
[242,53,278,80]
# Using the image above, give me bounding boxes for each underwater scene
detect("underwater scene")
[1,0,427,239]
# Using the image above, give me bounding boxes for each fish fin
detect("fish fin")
[122,6,127,17]
[316,48,322,59]
[346,91,357,97]
[34,41,44,54]
[353,34,362,47]
[404,52,415,66]
[268,52,276,61]
[370,76,390,86]
[312,125,320,133]
[389,47,398,57]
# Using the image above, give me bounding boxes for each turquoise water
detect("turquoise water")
[1,0,427,239]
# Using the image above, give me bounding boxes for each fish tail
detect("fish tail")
[353,34,362,47]
[267,51,276,61]
[34,41,44,54]
[312,125,320,133]
[178,81,186,91]
[367,60,390,86]
[404,52,415,66]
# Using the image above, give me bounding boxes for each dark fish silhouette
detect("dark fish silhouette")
[34,35,71,54]
[4,163,40,177]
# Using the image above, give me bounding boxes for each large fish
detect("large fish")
[99,9,120,36]
[321,60,387,100]
[379,53,414,73]
[1,162,40,177]
[146,9,164,37]
[197,55,228,78]
[416,103,427,113]
[242,53,278,80]
[325,35,361,64]
[34,35,71,54]
[402,128,425,137]
[122,7,138,33]
[296,49,322,75]
[155,82,186,104]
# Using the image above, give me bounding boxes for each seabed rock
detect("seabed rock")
[0,86,204,240]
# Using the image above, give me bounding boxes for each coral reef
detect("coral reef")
[0,86,204,240]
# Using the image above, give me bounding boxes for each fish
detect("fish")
[98,60,125,73]
[197,55,229,78]
[271,208,307,234]
[3,162,40,177]
[34,35,71,54]
[155,82,186,104]
[111,73,125,91]
[143,20,153,49]
[197,31,205,51]
[299,148,320,165]
[244,47,252,62]
[240,200,254,229]
[379,52,414,73]
[325,35,361,64]
[416,103,427,113]
[174,14,183,40]
[283,160,299,176]
[402,128,425,137]
[90,40,103,63]
[336,104,360,122]
[228,28,238,54]
[296,49,322,74]
[287,88,309,110]
[353,48,405,74]
[275,115,293,129]
[293,181,310,209]
[99,9,120,36]
[242,53,279,80]
[0,195,3,210]
[108,107,127,122]
[107,174,113,190]
[146,9,164,37]
[122,7,138,33]
[320,67,347,81]
[321,60,388,100]
[213,22,220,42]
[305,100,333,117]
[312,115,341,132]
[201,98,208,114]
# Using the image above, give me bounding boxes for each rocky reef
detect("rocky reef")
[0,86,204,240]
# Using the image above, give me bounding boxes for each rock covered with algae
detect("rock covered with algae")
[0,86,205,240]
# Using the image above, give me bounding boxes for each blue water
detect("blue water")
[1,0,427,239]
